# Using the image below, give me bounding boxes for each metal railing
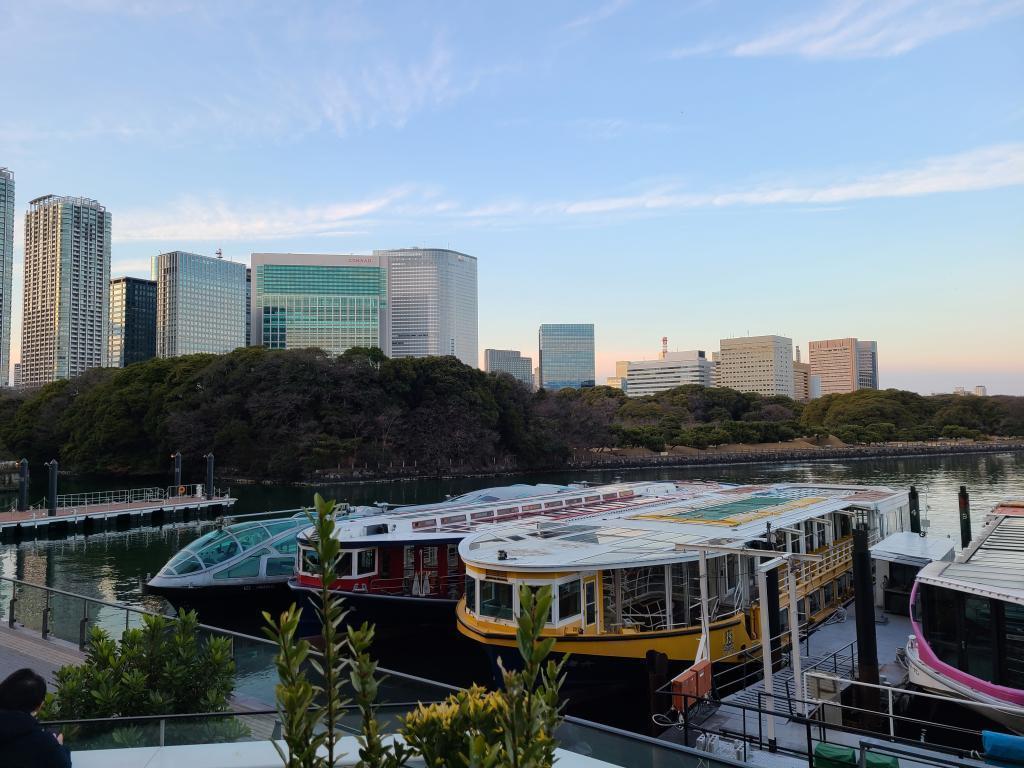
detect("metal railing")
[52,484,217,509]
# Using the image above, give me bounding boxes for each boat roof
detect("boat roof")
[916,501,1024,605]
[870,531,955,567]
[460,483,906,572]
[297,481,716,546]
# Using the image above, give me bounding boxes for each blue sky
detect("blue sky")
[3,0,1023,393]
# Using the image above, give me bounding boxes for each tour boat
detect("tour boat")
[455,483,910,683]
[288,480,712,629]
[906,499,1024,734]
[147,484,584,618]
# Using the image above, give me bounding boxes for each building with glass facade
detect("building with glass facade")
[484,349,533,388]
[21,195,111,388]
[538,324,595,390]
[250,253,390,355]
[0,168,13,387]
[153,251,246,357]
[379,248,477,367]
[108,277,157,367]
[857,340,879,390]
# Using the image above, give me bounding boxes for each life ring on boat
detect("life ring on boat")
[177,485,186,496]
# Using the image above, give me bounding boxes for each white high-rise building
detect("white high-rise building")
[717,335,794,398]
[0,168,13,387]
[621,351,713,397]
[21,195,111,388]
[153,251,246,357]
[484,349,534,388]
[378,248,478,367]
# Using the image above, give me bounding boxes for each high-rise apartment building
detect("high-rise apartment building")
[245,267,252,347]
[619,351,713,398]
[21,195,111,388]
[717,335,794,398]
[250,253,390,355]
[0,169,13,387]
[153,251,246,357]
[974,385,987,397]
[108,277,157,367]
[484,349,533,388]
[11,362,21,389]
[809,338,860,396]
[857,340,878,390]
[538,324,595,390]
[379,248,478,367]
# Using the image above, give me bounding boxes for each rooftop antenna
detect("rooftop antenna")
[661,336,668,360]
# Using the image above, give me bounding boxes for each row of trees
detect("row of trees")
[0,347,1020,480]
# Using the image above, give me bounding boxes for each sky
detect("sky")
[2,0,1023,394]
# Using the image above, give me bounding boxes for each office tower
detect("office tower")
[857,340,878,390]
[809,338,860,396]
[974,385,987,397]
[250,253,390,355]
[484,349,533,388]
[538,324,595,390]
[606,361,629,390]
[717,335,794,398]
[792,345,813,402]
[153,251,246,357]
[621,351,713,397]
[108,277,157,367]
[953,386,967,396]
[245,267,252,347]
[0,169,12,387]
[379,248,478,367]
[11,362,20,389]
[21,195,111,388]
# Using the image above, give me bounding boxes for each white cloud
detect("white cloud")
[565,0,631,30]
[732,0,1024,59]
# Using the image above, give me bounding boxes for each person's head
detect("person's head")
[0,668,47,714]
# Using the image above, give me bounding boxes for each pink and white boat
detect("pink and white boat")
[907,500,1024,734]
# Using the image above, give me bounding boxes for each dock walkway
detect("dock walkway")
[0,623,84,684]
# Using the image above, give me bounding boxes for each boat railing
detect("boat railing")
[365,572,464,599]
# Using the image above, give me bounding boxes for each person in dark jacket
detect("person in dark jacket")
[0,668,71,768]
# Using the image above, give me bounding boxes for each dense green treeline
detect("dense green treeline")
[0,347,1020,480]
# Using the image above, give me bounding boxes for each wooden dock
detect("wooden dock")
[0,485,236,541]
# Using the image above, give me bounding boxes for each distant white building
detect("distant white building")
[717,335,794,398]
[619,350,713,397]
[974,385,987,397]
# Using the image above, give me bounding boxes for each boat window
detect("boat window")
[184,529,223,553]
[422,547,438,568]
[165,552,203,576]
[921,585,959,668]
[264,520,300,535]
[520,585,553,624]
[197,537,240,567]
[275,538,298,555]
[337,551,353,578]
[1003,601,1024,689]
[214,552,262,580]
[558,580,582,622]
[584,581,596,625]
[963,595,995,683]
[465,577,477,613]
[266,557,295,577]
[363,524,389,536]
[447,544,459,569]
[233,525,271,550]
[301,548,319,575]
[808,590,820,616]
[357,549,376,576]
[479,580,513,620]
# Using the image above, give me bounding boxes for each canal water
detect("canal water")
[1,452,1022,725]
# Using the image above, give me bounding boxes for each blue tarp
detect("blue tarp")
[984,730,1024,767]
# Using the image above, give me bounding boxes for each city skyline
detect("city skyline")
[2,2,1022,393]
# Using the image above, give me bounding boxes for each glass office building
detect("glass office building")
[21,195,111,388]
[250,253,390,355]
[153,251,246,357]
[108,277,157,367]
[0,168,13,387]
[538,324,595,390]
[484,348,533,388]
[378,248,478,367]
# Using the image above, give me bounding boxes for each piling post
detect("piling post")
[204,453,214,500]
[853,522,880,721]
[908,486,921,534]
[46,460,59,517]
[17,459,29,512]
[958,486,972,549]
[172,451,182,493]
[765,568,782,669]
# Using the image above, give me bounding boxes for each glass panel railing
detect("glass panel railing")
[557,717,746,768]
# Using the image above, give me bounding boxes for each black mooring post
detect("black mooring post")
[46,460,59,517]
[908,486,921,534]
[958,486,972,549]
[173,451,182,492]
[17,459,29,512]
[205,453,214,500]
[853,523,880,720]
[765,568,782,669]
